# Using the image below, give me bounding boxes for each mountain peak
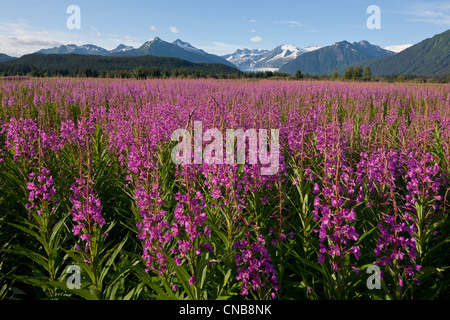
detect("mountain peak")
[110,44,134,53]
[172,39,206,54]
[279,38,394,75]
[141,37,165,48]
[223,45,303,69]
[336,40,351,46]
[358,40,370,46]
[113,37,234,67]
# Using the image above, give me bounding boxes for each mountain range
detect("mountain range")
[353,29,450,76]
[0,53,241,77]
[222,45,311,70]
[1,29,449,77]
[36,37,235,67]
[279,40,394,75]
[0,54,15,63]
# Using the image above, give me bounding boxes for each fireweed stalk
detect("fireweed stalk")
[228,166,280,299]
[171,163,211,291]
[129,142,169,274]
[204,161,280,299]
[70,177,105,260]
[3,116,63,296]
[69,117,107,294]
[370,147,420,297]
[310,117,362,298]
[200,122,283,299]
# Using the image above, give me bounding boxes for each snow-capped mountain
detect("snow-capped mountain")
[222,45,305,70]
[279,40,394,75]
[172,39,206,54]
[109,44,134,54]
[110,37,235,67]
[353,40,395,58]
[37,43,134,55]
[36,44,110,55]
[383,44,414,53]
[302,45,323,52]
[253,45,305,68]
[221,49,269,68]
[34,38,235,67]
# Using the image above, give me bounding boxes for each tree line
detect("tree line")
[0,64,448,83]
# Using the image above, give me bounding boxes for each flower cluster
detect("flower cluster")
[135,181,171,274]
[374,211,420,284]
[404,151,445,210]
[234,234,279,299]
[69,177,106,255]
[4,117,39,162]
[311,124,361,271]
[25,167,57,216]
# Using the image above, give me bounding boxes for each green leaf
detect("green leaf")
[123,283,145,300]
[47,280,99,300]
[99,234,129,285]
[356,226,378,245]
[49,212,69,249]
[3,246,49,272]
[134,267,178,300]
[7,222,45,248]
[159,250,196,300]
[62,249,95,283]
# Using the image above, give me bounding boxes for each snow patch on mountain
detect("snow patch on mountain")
[302,45,322,52]
[110,44,134,53]
[223,45,305,70]
[172,39,206,54]
[383,44,414,53]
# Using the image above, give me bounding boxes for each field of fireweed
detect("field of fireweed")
[0,77,448,300]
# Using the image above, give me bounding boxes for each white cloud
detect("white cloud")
[249,19,257,23]
[169,26,181,34]
[90,27,102,37]
[198,41,241,56]
[0,20,80,56]
[149,25,158,31]
[108,34,139,42]
[404,2,450,25]
[107,34,141,48]
[274,20,304,27]
[250,36,263,42]
[250,29,256,33]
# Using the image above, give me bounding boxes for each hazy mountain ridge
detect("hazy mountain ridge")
[0,54,16,63]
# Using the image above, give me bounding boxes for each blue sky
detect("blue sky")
[0,0,449,56]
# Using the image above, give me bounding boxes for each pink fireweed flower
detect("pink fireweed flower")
[25,167,57,217]
[69,177,105,254]
[233,234,279,299]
